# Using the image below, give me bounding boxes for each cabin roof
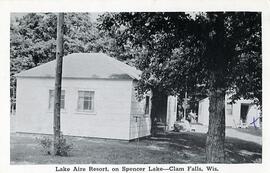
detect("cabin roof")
[16,53,141,80]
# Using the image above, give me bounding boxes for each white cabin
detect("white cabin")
[14,53,177,140]
[198,95,261,128]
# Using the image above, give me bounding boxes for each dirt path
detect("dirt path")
[191,124,262,145]
[226,128,262,145]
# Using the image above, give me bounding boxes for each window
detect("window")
[145,96,150,114]
[227,103,233,115]
[77,91,94,111]
[49,90,65,109]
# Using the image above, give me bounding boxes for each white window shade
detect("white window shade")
[77,91,95,111]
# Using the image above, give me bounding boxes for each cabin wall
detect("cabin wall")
[166,96,178,130]
[15,77,133,140]
[198,96,261,127]
[198,98,210,126]
[228,99,260,127]
[129,81,151,140]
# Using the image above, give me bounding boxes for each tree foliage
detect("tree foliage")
[99,12,261,162]
[99,12,261,106]
[10,13,116,109]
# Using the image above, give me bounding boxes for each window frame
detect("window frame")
[76,90,95,113]
[48,89,66,111]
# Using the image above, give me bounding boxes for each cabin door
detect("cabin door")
[240,104,249,123]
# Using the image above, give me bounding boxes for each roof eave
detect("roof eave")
[14,75,137,80]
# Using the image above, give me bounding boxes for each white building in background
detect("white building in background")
[198,95,261,128]
[14,53,177,140]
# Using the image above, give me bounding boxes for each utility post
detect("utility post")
[53,13,64,155]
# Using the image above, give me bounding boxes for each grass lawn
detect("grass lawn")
[10,132,262,164]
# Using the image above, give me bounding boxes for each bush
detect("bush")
[37,133,73,156]
[54,134,73,156]
[37,136,53,155]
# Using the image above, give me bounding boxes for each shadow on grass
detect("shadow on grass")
[146,132,261,163]
[10,132,261,164]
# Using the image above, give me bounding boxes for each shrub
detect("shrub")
[37,136,53,155]
[37,133,73,156]
[54,134,73,156]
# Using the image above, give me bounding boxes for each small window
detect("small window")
[227,103,233,116]
[77,91,94,111]
[145,96,150,114]
[49,90,65,109]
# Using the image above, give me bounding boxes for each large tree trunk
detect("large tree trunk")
[205,13,226,162]
[206,89,225,162]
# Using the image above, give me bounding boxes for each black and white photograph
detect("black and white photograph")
[1,0,270,172]
[9,11,262,164]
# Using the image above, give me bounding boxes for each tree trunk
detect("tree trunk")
[205,12,226,163]
[53,13,64,156]
[206,88,226,162]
